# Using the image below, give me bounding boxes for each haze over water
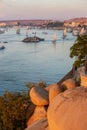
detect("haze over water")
[0,28,76,95]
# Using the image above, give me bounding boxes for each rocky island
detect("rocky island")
[22,36,45,43]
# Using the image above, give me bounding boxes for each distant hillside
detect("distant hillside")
[0,20,46,26]
[0,18,87,27]
[65,17,87,22]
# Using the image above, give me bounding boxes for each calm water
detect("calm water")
[0,27,76,95]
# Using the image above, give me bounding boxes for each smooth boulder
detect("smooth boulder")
[47,87,87,130]
[30,87,49,106]
[45,83,61,92]
[27,106,47,126]
[61,78,76,90]
[48,84,61,103]
[80,74,87,87]
[25,118,48,130]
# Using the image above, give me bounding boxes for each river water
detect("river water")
[0,27,76,95]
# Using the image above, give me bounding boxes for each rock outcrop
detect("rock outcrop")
[22,36,44,43]
[25,118,48,130]
[27,106,47,126]
[61,78,76,90]
[47,87,87,130]
[80,74,87,87]
[48,84,61,103]
[25,77,87,130]
[30,86,49,106]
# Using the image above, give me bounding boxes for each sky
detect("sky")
[0,0,87,21]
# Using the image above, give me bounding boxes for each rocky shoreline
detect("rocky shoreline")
[25,77,87,130]
[22,36,45,43]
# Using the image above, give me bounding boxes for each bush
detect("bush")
[0,91,32,130]
[0,81,46,130]
[70,35,87,67]
[26,80,46,89]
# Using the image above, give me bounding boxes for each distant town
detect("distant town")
[0,19,63,29]
[0,17,87,29]
[0,18,87,30]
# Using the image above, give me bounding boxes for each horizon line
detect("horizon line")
[0,17,87,22]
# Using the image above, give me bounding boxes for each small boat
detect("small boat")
[72,29,79,36]
[42,32,48,34]
[32,32,36,35]
[0,46,5,50]
[26,26,30,37]
[3,41,8,43]
[0,29,5,34]
[16,26,20,34]
[62,28,67,39]
[52,32,57,42]
[79,27,86,36]
[67,28,73,33]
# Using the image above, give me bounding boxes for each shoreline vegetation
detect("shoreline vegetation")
[0,81,46,130]
[0,68,74,130]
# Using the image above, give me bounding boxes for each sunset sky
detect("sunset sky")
[0,0,87,21]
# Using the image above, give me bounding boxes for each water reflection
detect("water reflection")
[52,41,56,49]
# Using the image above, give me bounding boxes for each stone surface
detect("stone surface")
[48,84,61,103]
[25,118,48,130]
[27,106,47,126]
[22,36,44,43]
[26,103,36,121]
[45,83,61,92]
[47,87,87,130]
[30,87,49,106]
[80,74,87,88]
[61,78,76,90]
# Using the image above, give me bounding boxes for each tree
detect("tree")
[70,35,87,67]
[47,21,64,28]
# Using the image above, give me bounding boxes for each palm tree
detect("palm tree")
[70,35,87,67]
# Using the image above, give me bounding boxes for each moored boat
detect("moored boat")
[0,29,5,34]
[16,26,21,34]
[79,27,86,36]
[72,29,79,36]
[0,46,5,50]
[52,32,57,42]
[62,28,67,39]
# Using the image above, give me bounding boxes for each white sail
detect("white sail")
[0,29,5,34]
[72,29,79,36]
[26,30,29,37]
[63,28,67,37]
[52,32,57,42]
[67,28,73,33]
[26,26,30,37]
[16,26,20,34]
[79,27,85,36]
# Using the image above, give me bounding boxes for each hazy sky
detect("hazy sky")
[0,0,87,21]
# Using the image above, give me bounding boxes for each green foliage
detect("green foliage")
[70,35,87,67]
[0,91,31,130]
[47,21,64,27]
[0,81,47,129]
[26,80,46,89]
